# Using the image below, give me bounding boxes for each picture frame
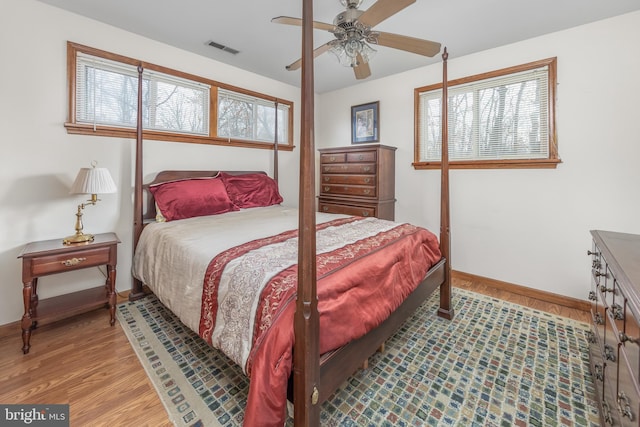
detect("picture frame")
[351,101,379,144]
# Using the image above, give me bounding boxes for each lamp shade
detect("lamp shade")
[70,166,117,194]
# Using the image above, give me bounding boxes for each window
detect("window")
[414,58,559,169]
[66,42,293,150]
[217,89,289,144]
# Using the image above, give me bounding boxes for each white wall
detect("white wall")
[0,0,301,326]
[317,11,640,300]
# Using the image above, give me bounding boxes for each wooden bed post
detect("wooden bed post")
[293,0,320,425]
[130,64,146,301]
[274,100,279,183]
[437,48,454,320]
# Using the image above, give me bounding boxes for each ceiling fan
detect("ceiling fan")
[272,0,441,80]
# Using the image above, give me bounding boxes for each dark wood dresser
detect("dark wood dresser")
[588,230,640,425]
[318,144,396,220]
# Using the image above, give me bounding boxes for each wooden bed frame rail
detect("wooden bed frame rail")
[130,1,452,425]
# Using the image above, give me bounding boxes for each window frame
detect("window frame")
[413,57,560,169]
[66,42,294,151]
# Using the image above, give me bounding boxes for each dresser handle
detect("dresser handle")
[595,312,604,325]
[363,189,371,195]
[611,303,624,321]
[322,206,329,212]
[602,401,613,425]
[587,250,599,256]
[619,332,640,345]
[329,156,336,162]
[362,211,370,217]
[364,177,371,184]
[600,285,614,293]
[61,257,87,267]
[604,344,616,362]
[594,363,604,381]
[358,154,364,160]
[587,331,596,344]
[595,271,608,278]
[592,261,601,269]
[324,186,330,192]
[618,392,634,420]
[363,166,371,172]
[324,177,329,182]
[588,291,596,301]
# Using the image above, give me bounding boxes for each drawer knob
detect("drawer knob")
[363,189,371,195]
[588,291,596,301]
[587,250,599,256]
[594,363,604,381]
[364,178,371,183]
[329,156,336,162]
[324,177,329,182]
[618,392,634,420]
[324,186,330,192]
[363,166,371,172]
[61,257,87,267]
[600,285,614,293]
[595,312,604,325]
[604,344,616,362]
[595,271,608,278]
[362,211,369,217]
[619,332,640,345]
[602,401,613,425]
[358,154,364,160]
[322,206,328,212]
[611,303,624,321]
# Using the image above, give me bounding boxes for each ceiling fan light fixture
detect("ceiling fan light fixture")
[329,39,376,67]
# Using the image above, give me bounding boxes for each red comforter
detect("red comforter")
[198,216,441,426]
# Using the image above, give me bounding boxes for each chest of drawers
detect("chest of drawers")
[318,145,396,220]
[588,230,640,426]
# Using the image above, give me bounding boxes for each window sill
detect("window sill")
[412,158,562,170]
[64,123,294,151]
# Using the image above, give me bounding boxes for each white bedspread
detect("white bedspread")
[131,205,349,335]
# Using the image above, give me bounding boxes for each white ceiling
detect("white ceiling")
[37,0,640,93]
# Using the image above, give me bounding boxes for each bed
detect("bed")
[128,1,453,425]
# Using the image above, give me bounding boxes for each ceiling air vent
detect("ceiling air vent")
[207,41,240,55]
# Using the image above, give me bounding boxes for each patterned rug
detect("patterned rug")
[116,287,601,426]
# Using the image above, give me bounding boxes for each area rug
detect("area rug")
[116,287,601,426]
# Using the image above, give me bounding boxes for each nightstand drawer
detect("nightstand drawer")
[30,247,111,276]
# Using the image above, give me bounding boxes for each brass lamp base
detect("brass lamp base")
[63,232,95,245]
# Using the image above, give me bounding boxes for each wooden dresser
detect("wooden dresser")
[318,145,396,220]
[588,230,640,426]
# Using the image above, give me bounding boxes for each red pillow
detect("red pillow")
[219,172,283,208]
[149,177,238,221]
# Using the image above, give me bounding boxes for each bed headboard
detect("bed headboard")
[141,170,267,223]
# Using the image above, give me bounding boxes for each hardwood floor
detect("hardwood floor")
[0,278,589,426]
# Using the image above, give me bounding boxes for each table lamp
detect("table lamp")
[63,161,117,245]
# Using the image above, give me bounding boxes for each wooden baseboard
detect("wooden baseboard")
[452,270,590,312]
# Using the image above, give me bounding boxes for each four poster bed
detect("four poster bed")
[128,1,453,426]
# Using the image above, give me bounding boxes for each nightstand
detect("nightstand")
[17,232,120,354]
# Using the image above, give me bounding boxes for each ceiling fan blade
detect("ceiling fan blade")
[358,0,416,27]
[271,16,336,32]
[285,42,333,71]
[353,54,371,80]
[376,32,441,57]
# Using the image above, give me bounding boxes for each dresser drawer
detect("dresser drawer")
[617,348,639,426]
[321,163,376,174]
[319,202,376,218]
[346,150,376,163]
[620,298,640,384]
[320,184,377,198]
[29,247,112,276]
[320,153,346,164]
[321,174,375,186]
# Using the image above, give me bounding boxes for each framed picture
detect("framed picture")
[351,101,379,144]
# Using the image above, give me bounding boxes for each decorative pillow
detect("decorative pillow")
[219,172,283,209]
[149,177,238,221]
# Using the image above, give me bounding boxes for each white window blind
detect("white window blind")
[418,66,549,162]
[76,53,210,135]
[218,89,289,144]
